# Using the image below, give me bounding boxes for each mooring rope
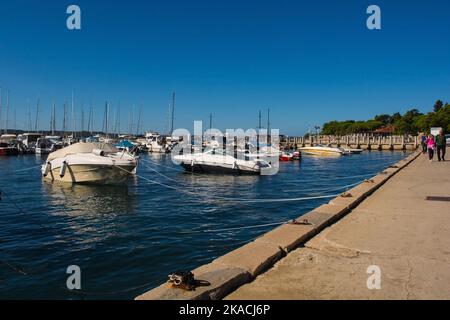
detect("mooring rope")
[6,164,42,173]
[139,156,380,183]
[115,164,342,203]
[179,220,289,234]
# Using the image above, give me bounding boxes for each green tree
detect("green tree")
[374,114,391,125]
[433,99,444,112]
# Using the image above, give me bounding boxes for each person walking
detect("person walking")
[425,134,436,162]
[435,130,446,161]
[420,132,427,154]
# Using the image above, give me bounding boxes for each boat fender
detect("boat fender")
[190,159,194,167]
[43,161,51,177]
[59,161,67,178]
[93,149,105,156]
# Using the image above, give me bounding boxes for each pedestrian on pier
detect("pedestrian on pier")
[425,134,436,162]
[435,130,446,161]
[420,133,427,154]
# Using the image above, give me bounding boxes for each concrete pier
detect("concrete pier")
[226,148,450,299]
[136,147,450,300]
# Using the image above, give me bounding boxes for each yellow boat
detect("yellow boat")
[298,145,346,156]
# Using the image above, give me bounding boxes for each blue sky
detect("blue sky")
[0,0,449,135]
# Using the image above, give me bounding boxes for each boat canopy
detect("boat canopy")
[116,140,135,149]
[47,142,119,161]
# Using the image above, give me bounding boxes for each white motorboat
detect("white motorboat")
[298,144,346,156]
[41,142,138,184]
[145,131,167,153]
[173,148,272,175]
[0,134,20,155]
[342,148,364,154]
[35,136,64,154]
[20,133,42,151]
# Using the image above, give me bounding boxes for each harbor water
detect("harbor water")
[0,150,411,299]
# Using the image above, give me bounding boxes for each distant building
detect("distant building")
[374,125,395,135]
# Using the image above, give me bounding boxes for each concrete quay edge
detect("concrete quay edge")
[135,150,421,300]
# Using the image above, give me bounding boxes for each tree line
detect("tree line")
[321,100,450,135]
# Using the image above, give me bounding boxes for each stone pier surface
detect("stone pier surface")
[226,148,450,300]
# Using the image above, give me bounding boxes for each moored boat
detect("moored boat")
[342,148,364,154]
[279,152,293,161]
[298,145,345,156]
[0,134,19,155]
[35,136,64,154]
[41,142,138,184]
[173,148,272,175]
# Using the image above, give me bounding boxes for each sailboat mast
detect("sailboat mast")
[136,105,142,136]
[0,87,2,134]
[34,97,39,132]
[52,100,56,135]
[82,108,85,137]
[116,103,120,136]
[63,102,67,137]
[71,92,75,138]
[267,108,270,143]
[14,107,16,133]
[91,104,94,135]
[87,101,92,135]
[105,101,109,138]
[5,89,9,133]
[170,91,175,135]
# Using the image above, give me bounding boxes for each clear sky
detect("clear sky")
[0,0,449,135]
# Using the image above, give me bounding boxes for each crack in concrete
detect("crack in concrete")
[306,236,371,258]
[405,259,414,300]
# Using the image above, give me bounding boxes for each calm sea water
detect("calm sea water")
[0,150,410,299]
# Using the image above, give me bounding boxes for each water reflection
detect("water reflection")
[42,181,137,217]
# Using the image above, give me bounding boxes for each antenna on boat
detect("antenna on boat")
[209,113,213,131]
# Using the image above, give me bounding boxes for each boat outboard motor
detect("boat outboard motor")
[59,161,67,178]
[42,162,51,177]
[92,149,105,156]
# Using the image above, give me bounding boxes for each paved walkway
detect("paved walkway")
[226,149,450,299]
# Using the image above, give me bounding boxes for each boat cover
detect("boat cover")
[47,142,119,161]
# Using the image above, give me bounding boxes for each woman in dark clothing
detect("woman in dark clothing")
[435,130,446,161]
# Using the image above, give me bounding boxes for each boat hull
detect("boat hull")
[44,164,136,184]
[0,147,19,156]
[180,162,259,175]
[299,148,342,156]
